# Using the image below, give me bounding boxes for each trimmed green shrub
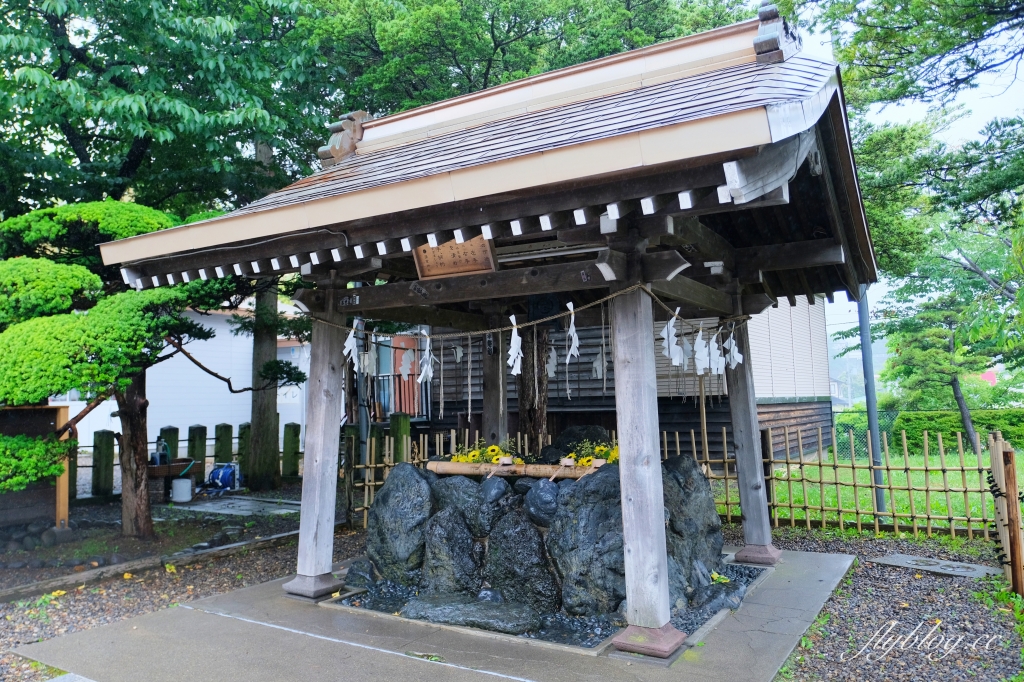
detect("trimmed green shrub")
[892,410,1024,454]
[0,435,74,493]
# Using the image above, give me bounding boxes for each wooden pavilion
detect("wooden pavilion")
[101,4,876,658]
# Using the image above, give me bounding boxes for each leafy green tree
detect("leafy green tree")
[0,257,102,330]
[0,0,341,219]
[809,0,1024,106]
[0,200,303,533]
[878,296,994,450]
[0,287,211,537]
[311,0,752,115]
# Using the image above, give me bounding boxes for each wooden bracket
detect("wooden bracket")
[649,276,734,315]
[641,251,691,282]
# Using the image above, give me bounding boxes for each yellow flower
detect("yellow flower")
[492,455,502,464]
[468,450,481,463]
[607,446,619,464]
[567,453,576,459]
[578,456,594,467]
[486,445,502,456]
[513,457,524,465]
[594,445,608,455]
[51,590,66,597]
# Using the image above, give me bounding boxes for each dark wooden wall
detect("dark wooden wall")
[432,396,834,461]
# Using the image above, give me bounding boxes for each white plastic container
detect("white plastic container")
[171,477,193,503]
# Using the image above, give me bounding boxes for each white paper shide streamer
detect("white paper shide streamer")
[565,303,580,399]
[399,348,415,381]
[723,333,744,369]
[693,329,710,374]
[507,315,523,376]
[660,307,686,367]
[546,347,558,378]
[417,330,435,384]
[343,328,358,371]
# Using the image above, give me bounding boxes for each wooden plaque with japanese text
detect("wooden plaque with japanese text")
[412,235,496,280]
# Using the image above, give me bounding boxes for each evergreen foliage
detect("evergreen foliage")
[0,434,75,493]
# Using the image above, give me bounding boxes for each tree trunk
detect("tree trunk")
[516,327,549,457]
[951,376,980,454]
[247,287,281,491]
[114,371,154,539]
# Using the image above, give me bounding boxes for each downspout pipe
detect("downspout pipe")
[858,283,887,514]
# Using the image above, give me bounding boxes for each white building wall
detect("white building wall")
[745,296,830,400]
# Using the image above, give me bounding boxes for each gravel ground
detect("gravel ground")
[721,526,1024,681]
[0,529,366,682]
[1,502,303,591]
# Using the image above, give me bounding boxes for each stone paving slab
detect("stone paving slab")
[155,497,301,516]
[869,553,1002,578]
[14,549,853,682]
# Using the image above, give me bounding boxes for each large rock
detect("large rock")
[366,462,435,585]
[552,426,610,454]
[420,507,481,595]
[662,455,724,594]
[431,476,485,536]
[546,459,725,617]
[344,558,376,589]
[546,464,626,616]
[485,509,560,613]
[538,445,566,465]
[477,479,518,537]
[524,478,558,527]
[690,581,746,612]
[400,594,541,634]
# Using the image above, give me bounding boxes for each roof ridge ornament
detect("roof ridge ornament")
[754,1,802,64]
[318,111,371,169]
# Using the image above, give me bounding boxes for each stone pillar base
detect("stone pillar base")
[735,543,782,565]
[282,573,344,600]
[611,623,687,658]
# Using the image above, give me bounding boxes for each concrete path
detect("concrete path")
[15,550,852,682]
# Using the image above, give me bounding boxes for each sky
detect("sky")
[799,29,1024,390]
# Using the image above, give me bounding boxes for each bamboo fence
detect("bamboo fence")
[343,426,1017,542]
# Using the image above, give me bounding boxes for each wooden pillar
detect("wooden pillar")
[237,421,252,473]
[481,325,507,446]
[187,425,207,484]
[283,310,345,599]
[608,287,686,658]
[725,298,781,565]
[390,413,411,463]
[214,423,233,463]
[92,430,116,496]
[54,406,70,530]
[282,422,301,477]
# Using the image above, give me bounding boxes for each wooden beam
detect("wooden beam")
[361,305,489,331]
[299,257,383,281]
[734,239,845,275]
[656,216,735,270]
[742,292,776,314]
[510,216,542,237]
[120,160,732,281]
[454,226,481,243]
[328,257,627,312]
[648,276,734,315]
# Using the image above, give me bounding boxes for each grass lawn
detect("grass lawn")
[710,448,1024,537]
